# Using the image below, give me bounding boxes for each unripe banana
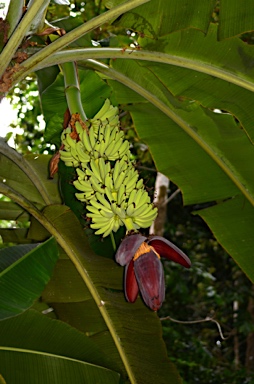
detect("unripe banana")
[76,141,90,163]
[73,179,93,193]
[81,130,93,153]
[103,125,112,146]
[115,139,130,158]
[90,159,102,182]
[75,192,86,202]
[117,184,126,205]
[127,189,138,206]
[88,125,96,148]
[64,133,76,149]
[60,99,158,238]
[89,198,113,214]
[90,176,104,194]
[134,202,153,218]
[104,172,114,191]
[104,140,117,158]
[126,202,136,217]
[114,170,127,191]
[92,99,111,120]
[107,138,124,160]
[59,150,79,167]
[95,192,112,210]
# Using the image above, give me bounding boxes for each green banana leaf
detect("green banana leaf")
[0,309,121,383]
[106,0,216,36]
[0,201,29,221]
[0,237,59,320]
[0,228,30,244]
[107,0,254,41]
[103,58,254,282]
[0,138,181,383]
[219,0,254,39]
[0,351,119,384]
[3,1,254,382]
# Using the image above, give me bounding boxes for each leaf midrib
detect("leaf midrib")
[16,48,254,95]
[85,59,254,207]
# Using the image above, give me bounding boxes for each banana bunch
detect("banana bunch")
[60,99,130,165]
[59,128,80,167]
[59,99,158,237]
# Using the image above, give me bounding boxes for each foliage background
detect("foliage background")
[1,0,254,383]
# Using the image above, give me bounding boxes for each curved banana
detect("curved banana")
[81,130,93,153]
[90,159,102,182]
[117,184,126,205]
[60,98,158,237]
[114,169,127,191]
[88,125,96,148]
[95,192,112,210]
[104,140,117,158]
[76,141,90,163]
[92,99,111,120]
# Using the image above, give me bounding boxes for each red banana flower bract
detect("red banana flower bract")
[116,233,191,311]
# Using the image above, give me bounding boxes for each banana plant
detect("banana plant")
[1,0,254,383]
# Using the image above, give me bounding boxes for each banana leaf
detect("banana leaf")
[0,237,59,319]
[0,136,181,383]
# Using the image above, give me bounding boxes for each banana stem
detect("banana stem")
[0,0,49,80]
[60,62,87,121]
[5,0,24,39]
[124,218,136,232]
[110,232,116,252]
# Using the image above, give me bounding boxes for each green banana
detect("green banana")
[60,98,158,238]
[81,129,93,152]
[90,159,102,182]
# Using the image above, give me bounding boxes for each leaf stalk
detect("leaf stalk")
[60,62,87,120]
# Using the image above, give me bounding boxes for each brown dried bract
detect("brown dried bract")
[13,51,28,63]
[49,147,63,178]
[63,109,71,129]
[0,18,9,44]
[38,26,66,37]
[0,63,20,93]
[69,113,89,135]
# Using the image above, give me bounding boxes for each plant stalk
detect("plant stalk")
[0,138,52,205]
[0,181,137,384]
[84,59,254,208]
[5,0,24,38]
[20,47,254,95]
[0,0,49,79]
[7,0,150,86]
[60,62,87,120]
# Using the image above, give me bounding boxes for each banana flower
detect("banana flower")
[115,233,191,311]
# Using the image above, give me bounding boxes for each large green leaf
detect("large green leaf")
[0,140,61,206]
[0,309,121,381]
[0,237,59,320]
[108,0,254,41]
[107,62,247,203]
[95,58,254,282]
[196,195,254,278]
[0,228,30,244]
[0,244,37,271]
[0,201,29,221]
[0,145,181,382]
[41,204,181,383]
[137,23,254,143]
[0,351,119,384]
[219,0,254,39]
[107,0,216,36]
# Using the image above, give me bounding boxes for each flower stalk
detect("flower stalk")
[116,233,191,311]
[60,62,157,238]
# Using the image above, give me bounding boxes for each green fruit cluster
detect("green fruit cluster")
[59,99,157,237]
